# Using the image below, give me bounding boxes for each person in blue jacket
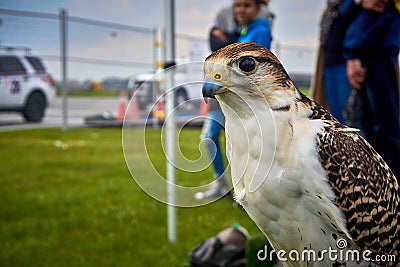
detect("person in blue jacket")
[344,0,400,179]
[235,0,272,49]
[195,0,273,200]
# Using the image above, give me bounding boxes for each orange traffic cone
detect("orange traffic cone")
[115,90,127,121]
[153,92,165,123]
[126,91,140,121]
[199,98,209,116]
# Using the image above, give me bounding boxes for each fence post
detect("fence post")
[165,0,177,243]
[60,8,68,131]
[153,27,165,128]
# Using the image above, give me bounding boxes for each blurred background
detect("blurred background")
[0,0,324,92]
[0,1,327,266]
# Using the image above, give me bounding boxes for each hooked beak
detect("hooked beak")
[202,77,226,103]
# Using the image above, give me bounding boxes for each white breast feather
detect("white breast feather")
[219,96,370,266]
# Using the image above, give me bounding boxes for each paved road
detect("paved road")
[0,97,120,131]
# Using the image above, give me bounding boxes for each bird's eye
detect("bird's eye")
[238,57,257,73]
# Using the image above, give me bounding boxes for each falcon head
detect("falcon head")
[202,42,301,111]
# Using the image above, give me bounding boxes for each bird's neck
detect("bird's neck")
[263,85,301,111]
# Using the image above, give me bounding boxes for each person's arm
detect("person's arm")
[344,0,391,59]
[337,0,362,21]
[209,6,232,51]
[344,0,392,89]
[360,0,389,13]
[347,11,392,54]
[211,28,227,42]
[346,58,366,89]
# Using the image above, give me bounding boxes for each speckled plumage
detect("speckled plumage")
[309,99,400,258]
[202,42,400,266]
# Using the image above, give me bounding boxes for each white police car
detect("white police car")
[0,46,56,122]
[127,60,203,111]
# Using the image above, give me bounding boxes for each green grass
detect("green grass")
[0,128,261,267]
[62,87,310,98]
[298,87,310,96]
[57,90,121,98]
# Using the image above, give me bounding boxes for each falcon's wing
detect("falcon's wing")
[308,99,400,257]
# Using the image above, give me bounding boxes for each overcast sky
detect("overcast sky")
[0,0,326,80]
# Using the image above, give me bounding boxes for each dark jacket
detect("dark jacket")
[323,0,360,66]
[344,0,400,59]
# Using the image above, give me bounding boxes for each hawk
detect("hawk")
[202,42,399,266]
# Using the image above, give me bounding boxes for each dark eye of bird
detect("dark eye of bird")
[238,57,256,73]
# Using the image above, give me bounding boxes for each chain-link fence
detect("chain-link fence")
[0,8,315,91]
[0,8,158,91]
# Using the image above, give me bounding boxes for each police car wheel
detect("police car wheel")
[22,92,46,122]
[175,88,188,106]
